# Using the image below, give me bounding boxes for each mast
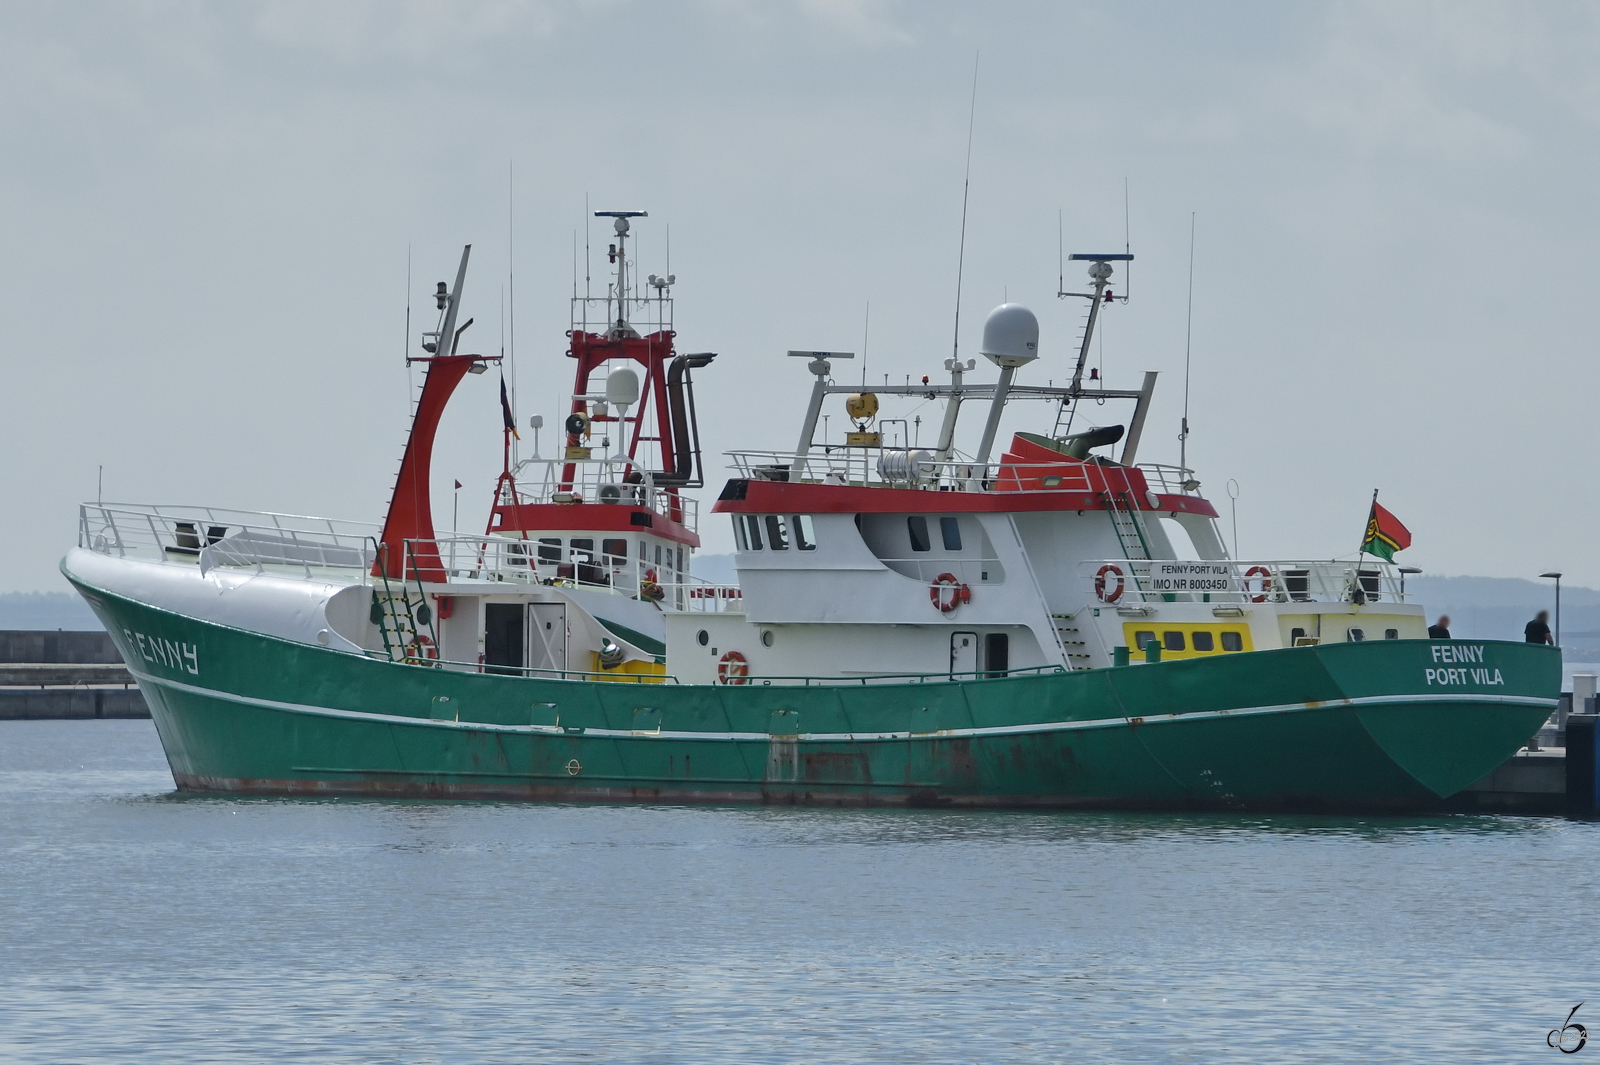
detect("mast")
[1060,253,1132,397]
[376,245,501,581]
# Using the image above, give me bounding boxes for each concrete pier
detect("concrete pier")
[1449,748,1566,814]
[0,630,149,720]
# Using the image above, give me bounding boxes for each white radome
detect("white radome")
[980,303,1039,368]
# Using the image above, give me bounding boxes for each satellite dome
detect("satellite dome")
[980,304,1039,368]
[606,368,641,408]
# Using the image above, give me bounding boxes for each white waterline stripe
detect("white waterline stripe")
[129,666,1557,742]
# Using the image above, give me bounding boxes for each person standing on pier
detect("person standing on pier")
[1428,615,1451,639]
[1525,610,1554,645]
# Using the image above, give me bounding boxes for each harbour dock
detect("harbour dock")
[0,630,148,720]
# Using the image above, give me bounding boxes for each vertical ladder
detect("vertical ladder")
[366,541,438,664]
[1051,302,1101,438]
[1106,492,1151,561]
[370,586,423,662]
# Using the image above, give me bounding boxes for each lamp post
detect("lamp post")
[1398,566,1422,600]
[1540,571,1563,647]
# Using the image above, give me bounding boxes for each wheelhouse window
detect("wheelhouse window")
[569,538,594,563]
[1191,631,1215,652]
[940,517,962,551]
[907,516,930,552]
[537,538,562,564]
[1163,631,1186,652]
[602,538,629,566]
[743,515,763,550]
[765,515,789,550]
[792,514,817,551]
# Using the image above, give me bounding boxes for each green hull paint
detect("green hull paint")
[70,577,1560,811]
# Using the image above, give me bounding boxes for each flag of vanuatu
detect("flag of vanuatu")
[1361,501,1412,561]
[499,377,520,440]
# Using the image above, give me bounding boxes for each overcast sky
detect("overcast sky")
[5,1,1599,590]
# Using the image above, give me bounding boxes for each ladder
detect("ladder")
[368,541,439,664]
[1050,302,1101,439]
[1052,615,1095,670]
[1106,492,1151,561]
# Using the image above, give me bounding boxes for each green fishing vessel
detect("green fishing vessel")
[64,228,1558,809]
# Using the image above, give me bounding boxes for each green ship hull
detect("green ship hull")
[71,576,1559,811]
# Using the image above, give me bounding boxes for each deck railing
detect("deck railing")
[371,652,1065,688]
[80,504,378,579]
[666,582,745,614]
[728,448,1193,499]
[1083,558,1412,605]
[503,456,698,532]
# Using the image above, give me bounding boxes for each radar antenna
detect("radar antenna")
[594,210,647,339]
[1058,251,1133,397]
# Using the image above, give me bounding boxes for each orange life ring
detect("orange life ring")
[406,634,438,661]
[718,650,749,685]
[1243,565,1273,603]
[930,572,972,613]
[1095,563,1125,604]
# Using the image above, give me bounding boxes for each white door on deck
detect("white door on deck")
[950,631,978,679]
[528,603,567,677]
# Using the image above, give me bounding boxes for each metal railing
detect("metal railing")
[728,448,1183,499]
[80,508,737,609]
[504,456,698,531]
[368,654,1065,688]
[723,663,1069,687]
[399,536,725,610]
[1137,463,1201,495]
[80,504,378,579]
[667,581,745,614]
[368,649,677,684]
[1084,558,1410,605]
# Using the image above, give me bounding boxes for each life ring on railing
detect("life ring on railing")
[406,634,438,661]
[1243,565,1273,603]
[1095,563,1125,604]
[718,650,749,685]
[930,573,972,613]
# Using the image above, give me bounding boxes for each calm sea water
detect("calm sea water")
[2,720,1597,1063]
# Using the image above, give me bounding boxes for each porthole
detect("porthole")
[761,630,775,647]
[696,629,709,646]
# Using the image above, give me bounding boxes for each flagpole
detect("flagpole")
[1355,488,1378,604]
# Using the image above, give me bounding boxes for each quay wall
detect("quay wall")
[0,629,149,719]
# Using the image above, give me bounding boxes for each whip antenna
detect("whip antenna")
[1123,177,1132,300]
[950,53,979,363]
[404,244,414,416]
[862,301,870,387]
[1181,212,1196,474]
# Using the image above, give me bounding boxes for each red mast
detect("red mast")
[375,245,500,582]
[489,211,712,544]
